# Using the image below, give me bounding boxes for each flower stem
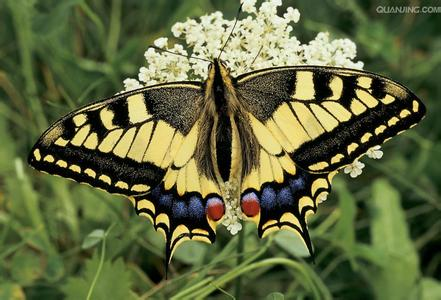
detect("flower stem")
[86,223,115,300]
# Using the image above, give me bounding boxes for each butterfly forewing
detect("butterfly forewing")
[28,83,204,195]
[236,66,426,173]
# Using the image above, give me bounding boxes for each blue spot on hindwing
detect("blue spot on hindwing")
[173,201,187,219]
[276,186,294,206]
[158,194,173,210]
[289,176,305,192]
[261,186,276,210]
[188,196,204,220]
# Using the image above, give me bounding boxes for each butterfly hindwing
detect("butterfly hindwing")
[240,113,336,255]
[131,120,224,262]
[236,66,426,173]
[28,82,204,196]
[131,184,219,263]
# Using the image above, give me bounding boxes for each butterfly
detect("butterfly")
[28,59,425,264]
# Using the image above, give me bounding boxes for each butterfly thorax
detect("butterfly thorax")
[206,59,238,113]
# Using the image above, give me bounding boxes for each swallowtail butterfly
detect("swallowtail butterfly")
[28,59,425,263]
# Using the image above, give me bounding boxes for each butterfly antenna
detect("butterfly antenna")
[217,2,244,60]
[249,45,264,68]
[148,45,212,63]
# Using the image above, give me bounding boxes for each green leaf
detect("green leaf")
[420,278,441,300]
[356,21,399,65]
[274,230,310,257]
[266,292,285,300]
[0,282,25,300]
[10,248,43,285]
[173,240,207,265]
[329,178,358,269]
[367,179,420,300]
[82,229,105,250]
[33,0,84,37]
[44,253,65,282]
[62,252,135,300]
[332,178,356,248]
[74,186,121,222]
[170,0,213,25]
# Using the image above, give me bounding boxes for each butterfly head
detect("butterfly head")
[208,59,230,78]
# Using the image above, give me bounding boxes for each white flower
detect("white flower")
[344,159,365,178]
[259,0,282,16]
[171,22,186,37]
[227,222,243,235]
[366,145,384,160]
[302,32,363,68]
[284,7,300,23]
[123,78,142,91]
[241,0,257,13]
[220,180,243,235]
[153,37,168,48]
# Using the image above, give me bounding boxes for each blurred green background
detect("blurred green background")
[1,0,440,299]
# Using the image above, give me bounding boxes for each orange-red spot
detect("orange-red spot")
[206,197,224,221]
[241,192,260,217]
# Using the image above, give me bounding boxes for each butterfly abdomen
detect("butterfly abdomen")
[215,115,233,182]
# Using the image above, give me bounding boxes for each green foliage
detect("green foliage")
[368,179,419,299]
[274,230,311,258]
[82,229,106,250]
[266,292,285,300]
[0,0,440,299]
[61,253,134,300]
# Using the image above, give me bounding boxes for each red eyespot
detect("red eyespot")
[241,192,260,217]
[206,197,224,221]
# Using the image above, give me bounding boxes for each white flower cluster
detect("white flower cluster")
[221,180,243,235]
[122,0,383,234]
[123,0,364,91]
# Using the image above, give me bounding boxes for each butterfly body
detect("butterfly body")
[28,58,425,262]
